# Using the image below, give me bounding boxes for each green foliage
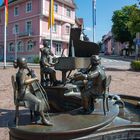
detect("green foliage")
[130,60,140,71]
[112,5,140,45]
[33,56,40,64]
[97,41,102,51]
[127,8,140,37]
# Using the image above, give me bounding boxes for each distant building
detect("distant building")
[102,31,113,55]
[0,0,76,62]
[102,31,131,56]
[75,18,83,29]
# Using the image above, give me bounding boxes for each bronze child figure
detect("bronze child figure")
[40,40,58,86]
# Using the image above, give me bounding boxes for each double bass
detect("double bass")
[26,67,50,112]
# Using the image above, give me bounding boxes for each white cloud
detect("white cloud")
[85,27,92,31]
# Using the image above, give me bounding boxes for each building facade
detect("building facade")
[102,31,113,55]
[102,31,135,56]
[0,0,76,62]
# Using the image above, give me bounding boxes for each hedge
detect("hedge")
[33,56,40,64]
[130,60,140,71]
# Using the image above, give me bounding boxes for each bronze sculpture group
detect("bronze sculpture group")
[12,40,107,125]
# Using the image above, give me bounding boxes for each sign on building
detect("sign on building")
[136,39,140,46]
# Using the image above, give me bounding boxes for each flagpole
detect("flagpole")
[92,0,96,42]
[50,0,53,49]
[4,6,7,69]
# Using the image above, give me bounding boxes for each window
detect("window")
[66,8,71,17]
[55,43,62,56]
[52,23,57,32]
[66,25,70,34]
[27,40,34,51]
[13,24,19,34]
[14,6,19,16]
[26,1,32,13]
[54,3,58,13]
[26,21,32,34]
[8,42,14,52]
[17,41,24,52]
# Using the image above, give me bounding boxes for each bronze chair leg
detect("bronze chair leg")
[15,105,19,126]
[106,87,110,111]
[30,110,33,121]
[106,97,109,111]
[103,94,106,115]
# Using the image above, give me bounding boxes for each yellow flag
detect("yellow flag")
[48,0,54,29]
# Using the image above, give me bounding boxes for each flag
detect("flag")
[4,0,8,26]
[48,0,54,29]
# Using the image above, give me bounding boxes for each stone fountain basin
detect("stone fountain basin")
[118,94,140,122]
[9,99,119,140]
[76,94,140,140]
[9,94,140,140]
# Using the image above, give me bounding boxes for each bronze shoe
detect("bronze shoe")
[41,119,53,126]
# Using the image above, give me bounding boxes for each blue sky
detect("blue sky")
[75,0,136,42]
[0,0,137,42]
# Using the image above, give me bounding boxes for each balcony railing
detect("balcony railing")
[42,10,75,24]
[45,33,70,42]
[18,31,34,37]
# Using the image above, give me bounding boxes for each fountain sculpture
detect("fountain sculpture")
[9,28,140,140]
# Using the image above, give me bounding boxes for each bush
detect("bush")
[33,56,40,64]
[130,60,140,71]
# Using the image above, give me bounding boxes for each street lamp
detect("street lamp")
[135,32,140,60]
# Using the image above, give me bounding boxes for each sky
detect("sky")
[0,0,137,42]
[75,0,136,42]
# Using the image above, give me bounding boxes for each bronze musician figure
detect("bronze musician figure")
[14,57,53,126]
[70,55,106,114]
[40,40,58,86]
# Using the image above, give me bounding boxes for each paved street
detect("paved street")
[101,57,130,70]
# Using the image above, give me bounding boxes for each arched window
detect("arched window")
[8,42,14,52]
[27,40,34,51]
[17,41,24,52]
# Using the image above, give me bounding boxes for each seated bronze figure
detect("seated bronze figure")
[67,55,107,114]
[40,40,59,86]
[13,57,53,126]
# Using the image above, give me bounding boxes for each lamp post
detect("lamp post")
[135,32,140,60]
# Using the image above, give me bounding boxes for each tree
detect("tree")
[97,41,102,52]
[127,7,140,37]
[111,5,138,45]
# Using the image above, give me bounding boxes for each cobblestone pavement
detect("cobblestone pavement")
[0,67,140,140]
